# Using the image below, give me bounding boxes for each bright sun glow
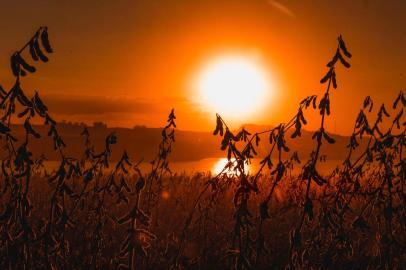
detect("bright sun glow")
[194,54,273,120]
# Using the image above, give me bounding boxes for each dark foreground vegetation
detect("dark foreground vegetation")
[0,28,405,269]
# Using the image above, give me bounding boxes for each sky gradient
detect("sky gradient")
[0,0,405,134]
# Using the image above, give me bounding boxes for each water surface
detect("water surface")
[42,158,341,176]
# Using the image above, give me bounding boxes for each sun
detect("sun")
[193,54,274,120]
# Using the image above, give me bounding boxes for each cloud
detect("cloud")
[267,0,295,18]
[27,94,208,129]
[40,94,165,116]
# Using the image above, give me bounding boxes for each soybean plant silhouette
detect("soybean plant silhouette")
[0,28,405,270]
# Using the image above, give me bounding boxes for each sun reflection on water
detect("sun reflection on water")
[211,158,251,176]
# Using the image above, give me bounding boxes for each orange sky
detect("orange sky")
[0,0,405,134]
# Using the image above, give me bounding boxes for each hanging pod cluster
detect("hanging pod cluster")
[10,27,53,77]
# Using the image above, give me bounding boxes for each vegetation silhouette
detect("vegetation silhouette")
[0,28,405,270]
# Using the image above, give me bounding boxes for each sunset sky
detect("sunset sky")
[0,0,405,134]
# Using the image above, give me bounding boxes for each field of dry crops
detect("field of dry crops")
[0,29,405,269]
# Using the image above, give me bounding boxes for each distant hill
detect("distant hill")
[6,122,365,162]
